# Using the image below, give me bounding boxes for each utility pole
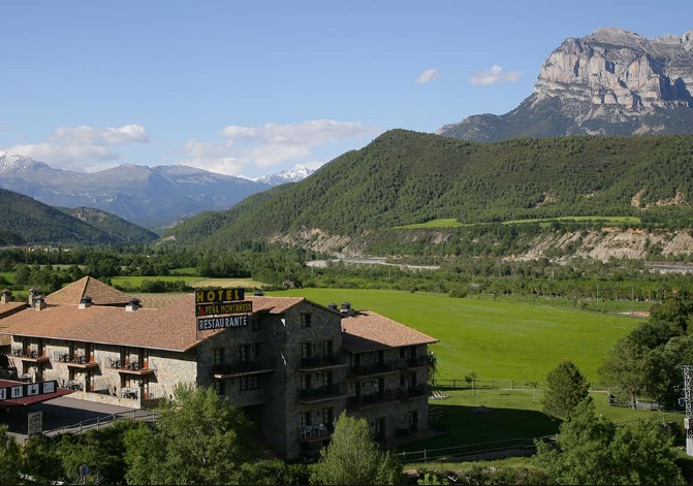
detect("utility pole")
[684,365,693,456]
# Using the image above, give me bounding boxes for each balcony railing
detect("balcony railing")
[397,384,429,400]
[349,361,398,377]
[211,360,274,377]
[298,354,345,370]
[347,389,399,409]
[297,384,345,402]
[11,348,49,363]
[399,355,432,369]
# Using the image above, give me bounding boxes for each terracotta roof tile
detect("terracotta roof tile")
[0,293,307,352]
[341,310,438,353]
[45,276,130,306]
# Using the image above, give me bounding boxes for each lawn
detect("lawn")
[111,276,268,290]
[269,289,643,386]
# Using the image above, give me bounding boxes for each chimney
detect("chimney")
[34,295,46,311]
[79,296,92,309]
[1,289,11,304]
[253,291,264,296]
[340,302,355,316]
[28,288,36,307]
[327,303,338,312]
[126,298,141,312]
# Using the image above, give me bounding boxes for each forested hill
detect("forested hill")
[0,189,158,246]
[165,130,693,250]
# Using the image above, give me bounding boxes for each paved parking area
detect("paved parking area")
[1,396,153,443]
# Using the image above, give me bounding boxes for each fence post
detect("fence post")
[424,449,427,462]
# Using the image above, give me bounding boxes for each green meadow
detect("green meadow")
[396,215,641,229]
[270,289,643,385]
[111,276,266,290]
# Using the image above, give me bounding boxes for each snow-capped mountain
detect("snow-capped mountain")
[255,164,318,185]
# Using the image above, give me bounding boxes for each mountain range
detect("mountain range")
[0,154,314,229]
[438,28,693,141]
[3,27,693,256]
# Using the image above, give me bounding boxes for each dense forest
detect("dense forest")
[166,131,693,253]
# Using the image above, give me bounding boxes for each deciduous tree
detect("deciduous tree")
[309,412,402,485]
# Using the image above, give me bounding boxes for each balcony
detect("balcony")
[397,384,429,400]
[299,423,334,442]
[297,384,347,404]
[347,390,399,410]
[11,348,49,364]
[297,354,346,372]
[211,360,274,379]
[111,359,156,376]
[348,361,398,378]
[399,355,432,369]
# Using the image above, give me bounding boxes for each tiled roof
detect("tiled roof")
[340,310,438,353]
[45,276,130,306]
[0,292,307,352]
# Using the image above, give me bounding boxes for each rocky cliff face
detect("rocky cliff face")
[438,28,693,141]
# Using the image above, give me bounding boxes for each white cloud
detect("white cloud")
[184,120,382,176]
[470,65,521,86]
[51,124,148,145]
[1,123,148,172]
[415,68,442,84]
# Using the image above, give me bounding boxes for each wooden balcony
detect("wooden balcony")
[11,349,49,364]
[111,360,156,376]
[211,361,274,379]
[297,384,348,404]
[296,354,347,372]
[347,390,400,410]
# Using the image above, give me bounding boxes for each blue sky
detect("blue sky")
[1,1,691,178]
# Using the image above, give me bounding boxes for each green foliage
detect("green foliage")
[309,412,402,485]
[534,399,683,485]
[0,188,156,245]
[0,425,21,486]
[542,359,591,420]
[166,131,693,252]
[123,383,253,485]
[235,459,309,485]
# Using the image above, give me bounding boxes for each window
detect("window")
[301,313,312,328]
[321,371,333,387]
[322,340,333,357]
[253,343,261,359]
[252,318,261,330]
[213,348,225,366]
[240,375,260,391]
[239,344,252,363]
[300,411,312,428]
[301,374,312,391]
[301,342,313,359]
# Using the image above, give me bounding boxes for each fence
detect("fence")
[435,379,548,390]
[397,435,554,463]
[42,410,158,438]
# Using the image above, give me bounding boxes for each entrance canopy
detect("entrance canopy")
[0,379,74,407]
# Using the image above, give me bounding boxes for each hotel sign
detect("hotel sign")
[195,288,245,304]
[194,288,252,320]
[196,300,252,317]
[197,315,249,330]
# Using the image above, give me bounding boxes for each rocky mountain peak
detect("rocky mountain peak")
[437,28,693,142]
[532,28,693,113]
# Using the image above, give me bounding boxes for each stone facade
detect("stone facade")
[1,285,438,461]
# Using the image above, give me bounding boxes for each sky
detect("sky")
[1,1,691,179]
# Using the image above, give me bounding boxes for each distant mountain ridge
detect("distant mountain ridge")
[0,154,314,229]
[0,188,158,246]
[438,28,693,141]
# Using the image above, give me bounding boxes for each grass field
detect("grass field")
[269,288,644,385]
[394,215,641,229]
[111,276,267,290]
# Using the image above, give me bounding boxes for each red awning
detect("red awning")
[0,380,75,407]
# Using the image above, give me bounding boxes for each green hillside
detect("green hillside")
[166,130,693,251]
[0,189,158,246]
